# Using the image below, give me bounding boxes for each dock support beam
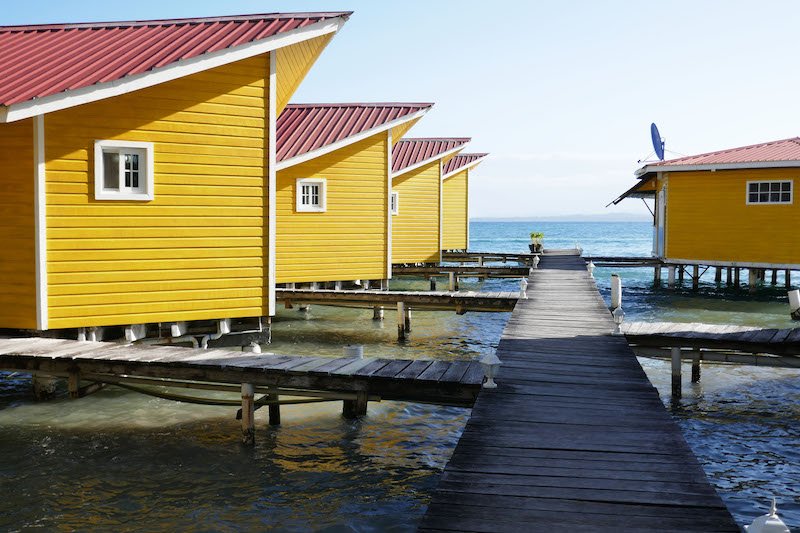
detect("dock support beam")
[397,302,406,341]
[448,272,459,291]
[748,269,757,293]
[667,266,676,288]
[715,267,722,284]
[692,265,699,291]
[404,305,412,333]
[671,347,682,399]
[771,269,778,285]
[653,266,661,285]
[691,351,701,383]
[430,278,437,291]
[241,383,255,446]
[726,267,732,285]
[268,394,281,426]
[786,270,792,289]
[678,266,684,283]
[342,391,368,419]
[372,306,384,321]
[68,371,80,399]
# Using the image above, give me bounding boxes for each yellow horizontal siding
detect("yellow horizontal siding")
[276,34,334,115]
[666,168,800,264]
[442,169,468,250]
[0,118,37,328]
[392,161,441,264]
[276,133,389,283]
[44,54,270,329]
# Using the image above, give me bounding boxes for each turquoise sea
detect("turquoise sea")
[0,221,798,531]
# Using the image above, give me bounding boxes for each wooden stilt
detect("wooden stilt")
[692,265,699,291]
[771,269,778,285]
[268,394,280,426]
[478,256,484,267]
[448,272,455,291]
[734,268,740,286]
[671,347,682,399]
[68,371,80,399]
[430,278,437,291]
[404,305,412,333]
[667,266,675,288]
[748,269,757,293]
[787,270,792,289]
[372,306,384,321]
[241,383,255,446]
[653,266,661,285]
[342,391,368,419]
[31,375,59,400]
[714,267,722,283]
[397,302,406,341]
[678,266,684,283]
[691,351,701,383]
[726,267,732,285]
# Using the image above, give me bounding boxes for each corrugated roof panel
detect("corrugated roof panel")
[276,103,433,163]
[0,12,351,107]
[443,153,489,175]
[650,137,800,166]
[392,138,471,174]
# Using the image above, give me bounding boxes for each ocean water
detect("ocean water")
[0,221,797,531]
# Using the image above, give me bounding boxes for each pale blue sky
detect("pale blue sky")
[8,1,800,217]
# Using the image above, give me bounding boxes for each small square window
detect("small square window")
[94,140,154,201]
[296,178,326,212]
[746,180,792,205]
[390,192,399,215]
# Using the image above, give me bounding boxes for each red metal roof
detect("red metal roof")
[443,153,489,176]
[392,138,470,175]
[277,103,432,163]
[648,137,800,167]
[0,12,350,107]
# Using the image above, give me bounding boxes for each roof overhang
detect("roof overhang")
[276,106,432,171]
[608,176,656,206]
[635,160,800,177]
[391,145,466,180]
[0,15,348,123]
[442,154,488,180]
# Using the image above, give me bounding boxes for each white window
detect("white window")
[390,191,399,215]
[295,178,326,212]
[94,140,154,201]
[747,180,792,204]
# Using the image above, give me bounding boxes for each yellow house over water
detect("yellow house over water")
[0,12,350,333]
[274,103,432,286]
[613,136,800,270]
[441,153,488,252]
[391,138,470,265]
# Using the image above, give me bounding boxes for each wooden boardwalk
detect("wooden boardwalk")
[0,337,484,407]
[419,251,738,532]
[392,264,530,278]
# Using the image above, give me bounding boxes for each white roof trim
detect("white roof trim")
[0,16,347,123]
[391,144,466,180]
[442,155,488,180]
[275,107,430,171]
[635,160,800,177]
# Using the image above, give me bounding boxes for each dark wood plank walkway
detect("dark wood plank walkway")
[276,288,518,312]
[419,250,738,532]
[0,337,483,406]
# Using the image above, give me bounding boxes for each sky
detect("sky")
[7,1,800,218]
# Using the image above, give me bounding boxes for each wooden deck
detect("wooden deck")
[624,321,800,354]
[419,250,738,532]
[392,264,530,278]
[441,251,539,265]
[0,337,484,407]
[276,287,518,312]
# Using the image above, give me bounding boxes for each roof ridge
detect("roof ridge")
[285,102,434,109]
[0,11,352,32]
[658,135,800,165]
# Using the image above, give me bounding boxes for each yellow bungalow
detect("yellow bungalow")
[613,136,800,272]
[441,153,488,252]
[391,138,470,265]
[0,12,350,335]
[274,103,432,287]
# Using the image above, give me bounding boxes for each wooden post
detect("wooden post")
[478,256,484,267]
[748,268,757,293]
[771,269,778,285]
[667,266,676,288]
[404,305,412,333]
[671,347,682,399]
[692,265,699,291]
[734,268,740,286]
[397,302,406,341]
[448,272,455,291]
[678,266,684,283]
[726,267,732,285]
[430,278,437,291]
[68,371,80,399]
[342,391,368,419]
[653,266,661,285]
[268,394,280,426]
[786,270,792,289]
[372,306,384,321]
[714,267,722,283]
[241,383,255,446]
[691,350,701,383]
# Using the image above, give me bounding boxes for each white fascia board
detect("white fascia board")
[1,17,347,123]
[636,160,800,177]
[442,155,488,180]
[275,107,430,171]
[391,145,466,180]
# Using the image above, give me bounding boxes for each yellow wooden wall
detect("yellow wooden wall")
[0,119,37,329]
[665,168,800,264]
[442,169,468,250]
[392,161,441,264]
[276,132,389,282]
[43,55,270,329]
[390,118,420,146]
[275,34,334,115]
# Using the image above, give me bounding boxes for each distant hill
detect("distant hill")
[472,212,652,223]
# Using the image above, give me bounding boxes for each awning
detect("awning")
[607,177,656,206]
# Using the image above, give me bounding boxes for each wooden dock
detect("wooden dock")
[392,264,530,278]
[419,250,738,532]
[441,251,539,265]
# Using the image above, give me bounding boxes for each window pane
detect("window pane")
[103,151,119,190]
[749,183,758,193]
[782,182,791,192]
[770,192,780,202]
[759,192,769,202]
[749,193,759,202]
[759,183,769,192]
[301,185,309,204]
[781,192,791,202]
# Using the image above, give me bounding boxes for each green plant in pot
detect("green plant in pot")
[529,231,544,253]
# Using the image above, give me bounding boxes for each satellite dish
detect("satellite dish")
[651,123,665,160]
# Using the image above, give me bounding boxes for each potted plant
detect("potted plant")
[529,231,544,253]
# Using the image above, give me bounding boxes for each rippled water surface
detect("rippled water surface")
[1,221,798,530]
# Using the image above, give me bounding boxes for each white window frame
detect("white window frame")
[390,191,399,215]
[746,180,793,205]
[94,140,154,201]
[295,178,327,212]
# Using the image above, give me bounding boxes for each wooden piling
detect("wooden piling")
[430,278,437,291]
[653,266,661,284]
[448,272,455,291]
[692,265,699,291]
[397,302,406,341]
[372,306,384,321]
[787,270,792,289]
[726,267,732,285]
[691,351,701,383]
[342,391,368,419]
[714,267,722,283]
[678,266,684,283]
[404,305,412,333]
[68,371,80,399]
[671,347,681,399]
[771,269,778,285]
[667,266,676,288]
[268,394,281,426]
[748,268,757,293]
[734,268,740,286]
[241,383,255,445]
